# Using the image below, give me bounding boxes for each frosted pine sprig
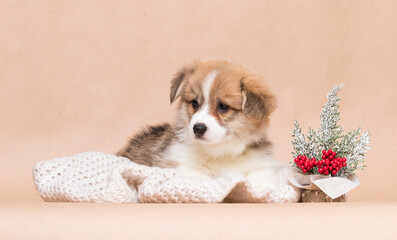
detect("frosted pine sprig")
[337,130,370,177]
[318,84,345,150]
[291,121,308,157]
[291,84,370,177]
[291,121,321,160]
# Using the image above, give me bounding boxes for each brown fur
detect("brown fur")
[116,123,177,168]
[241,76,277,127]
[170,61,199,104]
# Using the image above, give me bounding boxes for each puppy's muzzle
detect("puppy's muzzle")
[193,123,207,138]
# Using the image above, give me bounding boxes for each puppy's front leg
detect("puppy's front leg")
[246,167,278,193]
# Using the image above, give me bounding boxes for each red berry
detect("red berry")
[324,170,329,175]
[325,160,330,166]
[327,149,332,154]
[318,168,324,174]
[332,152,337,157]
[332,164,337,168]
[332,170,337,175]
[309,162,314,167]
[342,162,347,167]
[325,152,329,157]
[328,155,334,160]
[328,166,333,171]
[342,157,346,162]
[336,167,340,171]
[303,169,307,173]
[322,155,326,159]
[322,150,326,155]
[298,155,302,159]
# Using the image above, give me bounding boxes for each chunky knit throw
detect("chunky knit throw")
[33,152,301,203]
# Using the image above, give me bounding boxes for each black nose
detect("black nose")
[193,123,207,138]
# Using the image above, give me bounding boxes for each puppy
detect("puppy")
[117,60,285,192]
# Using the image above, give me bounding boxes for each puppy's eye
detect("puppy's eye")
[191,100,199,110]
[217,103,229,113]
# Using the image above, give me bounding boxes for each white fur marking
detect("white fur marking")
[202,71,218,104]
[189,71,228,144]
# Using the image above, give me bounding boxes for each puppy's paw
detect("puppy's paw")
[246,168,276,193]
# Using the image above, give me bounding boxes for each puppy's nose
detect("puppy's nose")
[193,123,207,138]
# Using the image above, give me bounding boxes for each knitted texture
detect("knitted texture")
[33,152,301,203]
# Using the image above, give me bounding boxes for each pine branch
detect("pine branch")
[318,84,345,150]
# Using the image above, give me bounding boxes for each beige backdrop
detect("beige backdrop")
[1,0,396,202]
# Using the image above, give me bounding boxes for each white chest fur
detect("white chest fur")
[165,141,283,192]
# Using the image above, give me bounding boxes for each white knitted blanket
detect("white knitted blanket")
[33,152,301,203]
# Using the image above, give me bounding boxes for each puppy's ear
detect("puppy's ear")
[170,62,198,104]
[240,76,277,124]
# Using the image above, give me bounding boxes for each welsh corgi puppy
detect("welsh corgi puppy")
[117,60,286,192]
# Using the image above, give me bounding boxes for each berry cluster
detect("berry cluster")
[317,149,347,176]
[294,155,317,173]
[293,149,347,176]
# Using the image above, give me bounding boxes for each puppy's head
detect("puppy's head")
[170,60,277,154]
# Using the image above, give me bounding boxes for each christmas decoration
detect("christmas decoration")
[288,84,370,202]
